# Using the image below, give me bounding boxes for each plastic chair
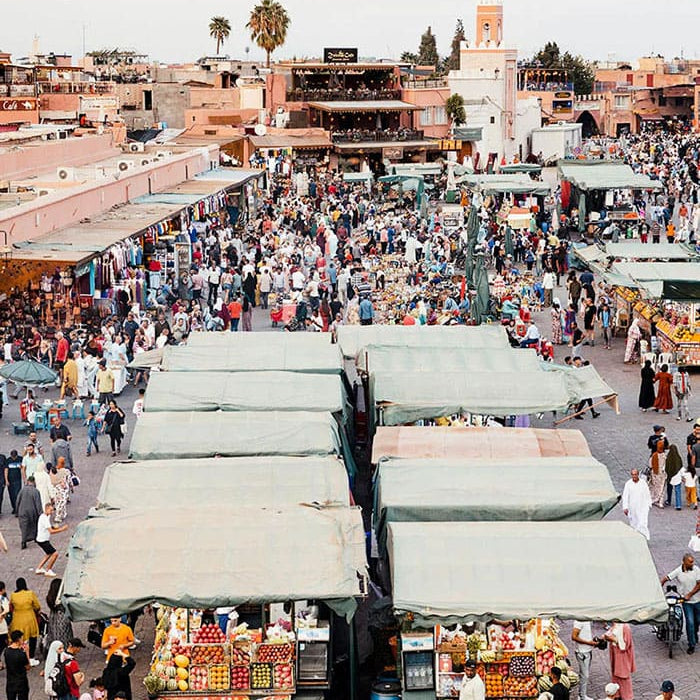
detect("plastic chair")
[642,352,657,369]
[34,411,49,431]
[658,352,674,368]
[72,402,86,420]
[58,408,70,421]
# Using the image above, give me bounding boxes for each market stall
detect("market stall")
[336,324,509,361]
[371,426,592,465]
[128,411,345,461]
[387,521,667,698]
[95,456,352,512]
[540,363,620,415]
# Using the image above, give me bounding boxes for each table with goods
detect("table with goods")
[633,300,700,366]
[148,607,296,698]
[432,619,578,699]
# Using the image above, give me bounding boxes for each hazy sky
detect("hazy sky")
[2,0,700,66]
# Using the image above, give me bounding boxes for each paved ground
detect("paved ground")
[1,290,699,699]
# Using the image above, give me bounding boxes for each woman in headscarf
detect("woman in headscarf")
[43,640,65,696]
[653,363,674,414]
[638,359,656,412]
[624,318,642,363]
[49,459,71,524]
[241,295,253,332]
[45,578,73,647]
[9,578,40,664]
[103,650,136,700]
[550,299,563,345]
[665,444,684,510]
[604,622,636,700]
[648,440,667,508]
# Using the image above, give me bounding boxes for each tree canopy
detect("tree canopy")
[446,94,466,126]
[209,16,231,55]
[247,0,291,68]
[446,19,465,72]
[418,26,439,68]
[530,41,595,95]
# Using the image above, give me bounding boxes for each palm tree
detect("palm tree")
[209,16,232,55]
[246,0,291,68]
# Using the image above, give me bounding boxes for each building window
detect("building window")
[143,89,152,110]
[419,107,432,126]
[490,115,496,124]
[614,95,630,109]
[433,105,447,124]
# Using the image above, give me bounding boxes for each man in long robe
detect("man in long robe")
[15,477,42,549]
[622,469,652,540]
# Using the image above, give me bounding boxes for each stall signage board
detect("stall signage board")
[383,146,403,160]
[80,96,118,111]
[324,48,358,64]
[0,98,37,111]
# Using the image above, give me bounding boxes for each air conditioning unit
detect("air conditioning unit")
[56,167,75,181]
[139,157,153,166]
[155,150,172,159]
[128,142,145,152]
[117,160,135,172]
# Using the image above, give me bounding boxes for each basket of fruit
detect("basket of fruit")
[188,666,208,692]
[191,623,227,644]
[190,644,226,666]
[231,665,250,691]
[273,663,294,690]
[504,675,538,697]
[231,644,251,666]
[257,643,294,664]
[250,663,273,690]
[208,664,230,691]
[485,673,504,698]
[509,653,535,677]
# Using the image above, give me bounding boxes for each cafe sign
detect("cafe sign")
[382,146,403,160]
[324,47,358,64]
[0,98,37,111]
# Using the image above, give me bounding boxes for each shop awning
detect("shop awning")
[63,504,367,621]
[455,174,550,196]
[126,347,164,370]
[180,333,344,374]
[249,132,332,150]
[371,426,592,464]
[498,163,543,175]
[453,127,483,141]
[343,172,375,182]
[541,363,620,413]
[557,160,663,191]
[604,242,699,261]
[95,456,351,512]
[143,371,348,417]
[389,163,442,176]
[336,324,509,360]
[612,261,700,283]
[642,280,700,302]
[375,456,619,538]
[308,100,419,112]
[387,521,667,625]
[359,345,541,375]
[129,411,343,460]
[372,370,572,424]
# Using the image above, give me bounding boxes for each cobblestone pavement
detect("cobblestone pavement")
[1,295,699,699]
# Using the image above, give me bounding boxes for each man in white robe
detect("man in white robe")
[622,468,652,540]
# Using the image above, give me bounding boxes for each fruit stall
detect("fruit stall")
[398,619,578,699]
[148,605,334,698]
[633,299,700,366]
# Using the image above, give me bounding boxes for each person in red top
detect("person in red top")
[62,637,86,699]
[227,296,242,332]
[54,332,69,371]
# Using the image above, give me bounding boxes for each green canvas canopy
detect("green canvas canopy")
[498,163,543,175]
[95,457,351,512]
[62,504,367,621]
[128,411,343,461]
[557,160,663,191]
[177,333,343,374]
[612,262,700,283]
[343,172,374,182]
[359,345,541,375]
[387,521,666,625]
[603,242,698,261]
[143,371,348,417]
[371,370,572,425]
[456,174,550,196]
[374,457,619,549]
[336,324,509,360]
[541,363,619,413]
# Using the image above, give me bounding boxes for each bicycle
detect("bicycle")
[653,585,684,658]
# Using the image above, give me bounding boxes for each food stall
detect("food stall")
[387,521,667,700]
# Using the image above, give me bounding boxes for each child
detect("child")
[89,676,106,700]
[84,410,100,456]
[683,464,698,510]
[132,389,145,419]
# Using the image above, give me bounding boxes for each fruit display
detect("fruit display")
[190,644,226,665]
[273,663,294,690]
[535,649,557,676]
[485,662,509,677]
[188,666,208,692]
[509,653,535,677]
[485,673,504,698]
[503,675,537,697]
[231,665,250,690]
[258,643,293,663]
[208,664,230,691]
[231,645,251,665]
[251,663,273,690]
[192,623,226,644]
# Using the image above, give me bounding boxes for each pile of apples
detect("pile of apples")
[188,666,208,691]
[231,666,250,690]
[170,639,190,659]
[192,623,226,644]
[258,643,292,663]
[273,663,294,690]
[536,649,557,676]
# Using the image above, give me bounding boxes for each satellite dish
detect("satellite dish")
[254,123,267,136]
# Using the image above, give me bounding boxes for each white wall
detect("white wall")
[515,98,543,160]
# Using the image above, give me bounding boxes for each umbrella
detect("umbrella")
[0,360,59,388]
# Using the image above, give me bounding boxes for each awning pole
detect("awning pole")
[349,617,357,700]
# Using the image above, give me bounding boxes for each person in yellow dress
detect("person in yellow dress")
[9,578,41,666]
[60,354,79,400]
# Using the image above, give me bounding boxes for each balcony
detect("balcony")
[36,82,115,95]
[520,81,574,93]
[0,84,36,97]
[332,128,424,144]
[286,88,400,103]
[402,78,448,90]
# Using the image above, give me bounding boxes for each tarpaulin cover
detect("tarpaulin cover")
[371,370,572,424]
[612,262,700,283]
[95,457,351,512]
[175,333,343,374]
[143,371,347,416]
[387,521,667,625]
[603,242,698,261]
[557,161,663,191]
[649,280,700,302]
[359,346,541,375]
[371,426,592,464]
[456,174,550,196]
[541,363,619,412]
[128,411,343,460]
[126,347,164,370]
[336,324,509,360]
[62,505,367,621]
[374,457,619,544]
